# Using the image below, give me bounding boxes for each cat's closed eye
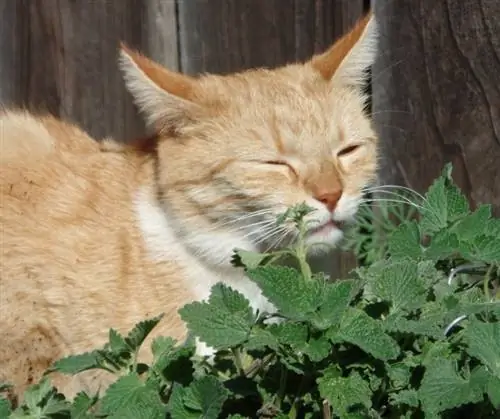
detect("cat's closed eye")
[337,143,362,157]
[263,160,298,177]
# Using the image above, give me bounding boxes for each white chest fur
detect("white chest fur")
[133,187,274,317]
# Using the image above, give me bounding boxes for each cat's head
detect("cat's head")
[119,13,378,265]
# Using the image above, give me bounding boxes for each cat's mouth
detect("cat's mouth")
[308,219,345,236]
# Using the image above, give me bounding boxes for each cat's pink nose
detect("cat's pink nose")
[315,189,342,212]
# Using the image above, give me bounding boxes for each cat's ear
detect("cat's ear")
[118,43,201,131]
[310,12,377,86]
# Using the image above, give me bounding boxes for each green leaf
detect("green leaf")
[363,259,428,313]
[330,308,400,361]
[486,375,500,408]
[168,377,229,419]
[0,398,12,418]
[231,248,272,269]
[48,352,101,375]
[389,389,419,408]
[150,336,194,385]
[420,163,469,234]
[450,204,491,240]
[182,376,229,416]
[303,335,332,362]
[108,329,129,354]
[70,392,99,418]
[461,234,500,264]
[418,359,485,414]
[246,266,320,321]
[318,368,372,417]
[23,377,54,411]
[462,318,500,378]
[312,280,357,330]
[125,314,164,352]
[425,230,460,260]
[388,221,423,260]
[99,374,165,419]
[246,328,279,351]
[387,363,412,390]
[179,283,255,349]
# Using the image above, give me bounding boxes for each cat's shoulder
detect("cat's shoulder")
[0,109,100,165]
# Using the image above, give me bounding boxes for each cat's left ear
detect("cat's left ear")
[310,12,377,86]
[118,43,203,132]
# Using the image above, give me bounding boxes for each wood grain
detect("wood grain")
[373,0,500,214]
[0,0,179,141]
[177,0,366,74]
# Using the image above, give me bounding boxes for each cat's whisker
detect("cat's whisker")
[264,228,291,252]
[358,198,425,211]
[363,184,427,203]
[205,209,275,231]
[361,191,425,210]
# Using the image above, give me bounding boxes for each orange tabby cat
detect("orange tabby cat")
[0,14,378,400]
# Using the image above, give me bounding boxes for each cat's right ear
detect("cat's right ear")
[118,43,202,131]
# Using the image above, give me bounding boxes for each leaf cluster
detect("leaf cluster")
[1,164,499,418]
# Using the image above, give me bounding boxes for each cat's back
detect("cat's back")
[0,110,100,165]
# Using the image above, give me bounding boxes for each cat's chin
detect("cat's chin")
[305,222,344,254]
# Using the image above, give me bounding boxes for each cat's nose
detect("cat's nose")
[315,189,342,212]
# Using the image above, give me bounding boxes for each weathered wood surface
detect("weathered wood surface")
[373,0,500,214]
[177,0,367,74]
[0,0,178,141]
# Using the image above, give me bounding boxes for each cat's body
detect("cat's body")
[0,14,378,400]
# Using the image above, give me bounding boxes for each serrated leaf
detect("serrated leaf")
[461,234,500,264]
[330,308,400,361]
[425,230,460,260]
[486,375,500,408]
[388,221,423,260]
[419,359,485,414]
[99,374,164,419]
[0,398,11,418]
[303,334,332,362]
[23,377,53,411]
[450,204,491,241]
[420,163,469,234]
[109,329,129,354]
[48,352,101,375]
[318,369,372,417]
[179,283,255,349]
[70,392,99,418]
[150,337,194,385]
[462,319,500,378]
[125,314,164,352]
[387,363,412,389]
[389,389,419,408]
[246,328,279,351]
[182,376,229,417]
[363,259,427,313]
[246,266,320,321]
[231,248,272,269]
[312,280,357,330]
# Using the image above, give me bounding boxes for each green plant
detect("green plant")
[2,163,500,418]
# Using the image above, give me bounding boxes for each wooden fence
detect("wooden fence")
[1,0,499,278]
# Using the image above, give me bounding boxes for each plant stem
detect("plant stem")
[322,400,332,419]
[275,364,288,410]
[232,347,245,376]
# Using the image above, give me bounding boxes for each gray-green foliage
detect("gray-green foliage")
[1,164,499,418]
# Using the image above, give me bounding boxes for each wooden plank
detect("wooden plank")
[372,0,500,214]
[0,0,178,141]
[177,0,366,73]
[176,0,367,278]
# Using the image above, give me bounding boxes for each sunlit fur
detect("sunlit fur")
[0,14,378,400]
